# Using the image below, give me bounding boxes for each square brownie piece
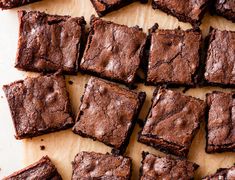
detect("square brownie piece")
[3,74,74,139]
[72,151,131,179]
[206,91,235,153]
[152,0,210,26]
[138,88,206,157]
[3,156,62,180]
[0,0,41,9]
[204,28,235,87]
[15,10,86,74]
[80,16,147,86]
[72,77,146,154]
[202,165,235,180]
[214,0,235,22]
[147,27,202,86]
[90,0,148,17]
[140,152,199,180]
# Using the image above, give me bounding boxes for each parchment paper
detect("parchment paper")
[0,0,235,179]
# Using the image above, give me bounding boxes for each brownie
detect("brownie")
[90,0,148,17]
[147,27,202,86]
[72,151,131,179]
[204,28,235,87]
[214,0,235,22]
[80,16,147,86]
[140,152,199,180]
[202,165,235,180]
[3,156,62,180]
[72,77,146,154]
[138,88,206,157]
[15,10,86,74]
[0,0,41,9]
[206,91,235,153]
[3,74,74,139]
[152,0,210,26]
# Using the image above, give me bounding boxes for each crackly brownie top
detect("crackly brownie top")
[80,17,146,84]
[3,74,73,139]
[140,153,198,180]
[72,151,131,180]
[215,0,235,20]
[73,77,141,149]
[153,0,209,22]
[4,156,62,180]
[147,29,201,85]
[204,28,235,85]
[15,10,86,73]
[91,0,122,13]
[141,88,205,147]
[202,165,235,180]
[0,0,40,9]
[206,92,235,147]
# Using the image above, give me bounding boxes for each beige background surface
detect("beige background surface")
[0,0,235,179]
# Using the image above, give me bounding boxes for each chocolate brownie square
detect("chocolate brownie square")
[202,165,235,180]
[3,74,74,139]
[206,91,235,153]
[0,0,41,9]
[140,152,199,180]
[72,151,131,179]
[80,16,147,86]
[152,0,210,26]
[72,77,146,154]
[204,28,235,87]
[138,88,206,157]
[147,27,202,86]
[3,156,62,180]
[15,10,86,74]
[90,0,148,17]
[214,0,235,22]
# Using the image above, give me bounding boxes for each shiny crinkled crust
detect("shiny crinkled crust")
[214,0,235,22]
[15,10,86,74]
[72,77,146,154]
[3,156,62,180]
[206,91,235,153]
[202,165,235,180]
[2,74,74,139]
[204,28,235,87]
[72,151,132,180]
[80,16,147,86]
[0,0,41,9]
[138,88,206,157]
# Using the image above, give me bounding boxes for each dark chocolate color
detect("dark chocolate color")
[214,0,235,22]
[202,165,235,180]
[0,0,41,9]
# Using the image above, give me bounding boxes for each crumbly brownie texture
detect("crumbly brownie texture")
[152,0,209,26]
[147,27,202,86]
[90,0,148,17]
[3,156,62,180]
[202,165,235,180]
[214,0,235,22]
[72,151,131,179]
[80,16,147,86]
[72,77,146,154]
[138,88,206,157]
[204,28,235,87]
[15,10,86,74]
[3,74,74,139]
[206,91,235,153]
[140,152,199,180]
[0,0,41,9]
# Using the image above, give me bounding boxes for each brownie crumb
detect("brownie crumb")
[41,139,44,141]
[68,80,74,85]
[40,145,45,150]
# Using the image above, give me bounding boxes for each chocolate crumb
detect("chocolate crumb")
[68,80,74,85]
[40,145,45,150]
[41,139,44,141]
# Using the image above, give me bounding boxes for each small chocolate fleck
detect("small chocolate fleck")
[41,139,44,141]
[68,80,74,85]
[40,145,45,150]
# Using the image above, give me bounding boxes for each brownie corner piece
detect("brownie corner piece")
[206,91,235,153]
[3,74,74,139]
[3,156,62,180]
[72,151,132,179]
[15,10,86,74]
[0,0,41,9]
[152,0,210,26]
[147,28,202,86]
[202,165,235,180]
[80,16,147,86]
[204,28,235,87]
[72,77,146,154]
[140,152,199,179]
[138,88,206,157]
[214,0,235,22]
